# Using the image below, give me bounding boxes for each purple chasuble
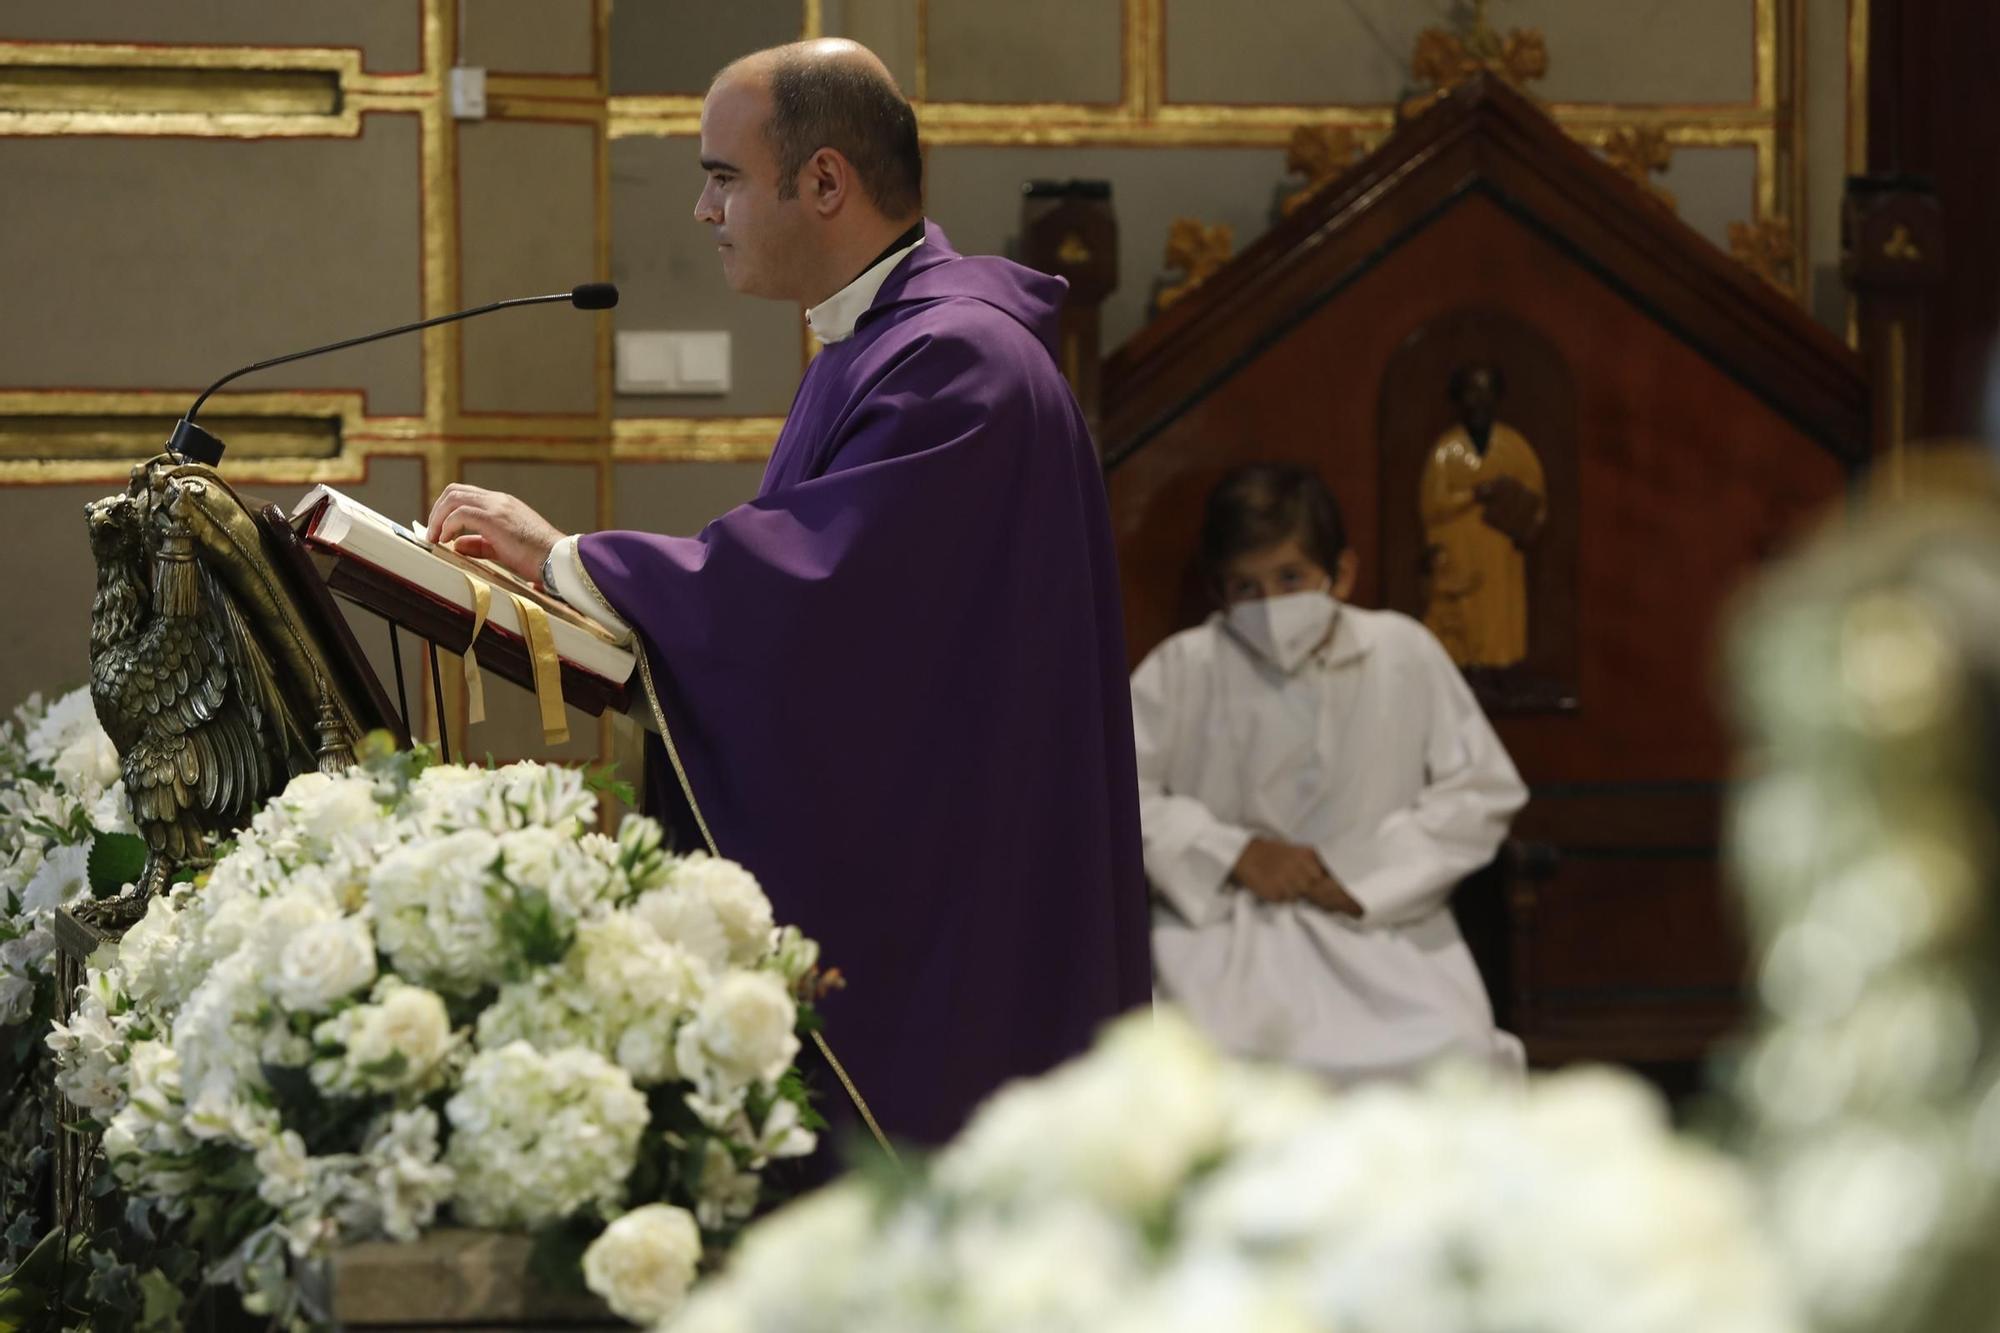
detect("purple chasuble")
[579,222,1151,1151]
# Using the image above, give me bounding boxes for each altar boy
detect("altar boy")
[1131,464,1526,1080]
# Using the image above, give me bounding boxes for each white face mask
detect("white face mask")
[1225,588,1338,674]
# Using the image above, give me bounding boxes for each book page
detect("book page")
[294,486,624,647]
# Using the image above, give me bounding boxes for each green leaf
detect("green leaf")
[0,1227,87,1331]
[86,832,148,898]
[135,1269,184,1333]
[525,1221,597,1298]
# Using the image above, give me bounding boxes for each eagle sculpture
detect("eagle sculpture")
[86,468,311,905]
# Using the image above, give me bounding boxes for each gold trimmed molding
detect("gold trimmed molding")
[611,97,1785,149]
[612,417,783,463]
[1847,0,1869,173]
[0,41,430,137]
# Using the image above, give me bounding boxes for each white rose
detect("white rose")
[283,772,381,848]
[674,855,775,967]
[632,887,731,971]
[685,970,798,1086]
[350,983,454,1083]
[269,916,378,1012]
[581,1203,703,1325]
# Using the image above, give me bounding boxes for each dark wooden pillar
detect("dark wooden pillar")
[1843,177,1942,460]
[1864,0,2000,440]
[1019,180,1118,444]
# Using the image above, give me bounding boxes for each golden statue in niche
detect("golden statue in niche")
[1420,365,1547,667]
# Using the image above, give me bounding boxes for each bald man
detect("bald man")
[426,41,1150,1155]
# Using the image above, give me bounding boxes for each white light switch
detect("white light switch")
[616,331,732,395]
[449,67,486,120]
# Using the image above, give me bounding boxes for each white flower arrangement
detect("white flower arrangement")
[48,745,820,1324]
[0,687,133,1030]
[672,1010,1798,1333]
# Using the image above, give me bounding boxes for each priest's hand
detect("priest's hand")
[425,484,564,582]
[1473,475,1544,548]
[1232,838,1345,909]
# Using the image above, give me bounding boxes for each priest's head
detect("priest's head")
[697,39,924,305]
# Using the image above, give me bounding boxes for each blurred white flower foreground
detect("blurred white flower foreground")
[673,1010,1796,1333]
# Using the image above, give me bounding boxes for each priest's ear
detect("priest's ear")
[803,147,855,218]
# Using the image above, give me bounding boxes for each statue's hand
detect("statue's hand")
[1474,476,1544,547]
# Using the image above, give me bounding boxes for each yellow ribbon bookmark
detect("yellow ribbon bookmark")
[460,575,492,726]
[507,590,570,747]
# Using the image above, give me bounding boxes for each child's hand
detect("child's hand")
[1299,875,1365,918]
[1232,838,1334,905]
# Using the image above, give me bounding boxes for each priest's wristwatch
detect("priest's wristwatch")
[539,543,562,599]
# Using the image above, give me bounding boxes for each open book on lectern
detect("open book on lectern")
[290,485,636,717]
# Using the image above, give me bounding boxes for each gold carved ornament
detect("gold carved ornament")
[1155,219,1235,313]
[1602,127,1677,210]
[1729,217,1798,291]
[1403,0,1549,119]
[1280,125,1365,218]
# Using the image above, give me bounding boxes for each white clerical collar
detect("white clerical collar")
[805,231,925,345]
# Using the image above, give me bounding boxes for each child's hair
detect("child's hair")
[1198,463,1350,599]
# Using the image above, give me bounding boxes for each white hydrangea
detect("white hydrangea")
[368,828,506,994]
[445,1042,649,1229]
[581,1202,703,1324]
[36,749,821,1322]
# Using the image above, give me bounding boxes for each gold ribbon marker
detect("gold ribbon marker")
[460,574,492,726]
[506,590,570,747]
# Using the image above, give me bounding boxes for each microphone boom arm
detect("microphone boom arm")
[187,290,578,423]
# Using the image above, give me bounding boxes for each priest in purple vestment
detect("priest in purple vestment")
[425,38,1151,1155]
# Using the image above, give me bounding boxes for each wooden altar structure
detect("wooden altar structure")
[1097,76,1868,1067]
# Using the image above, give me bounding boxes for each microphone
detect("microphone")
[167,283,621,465]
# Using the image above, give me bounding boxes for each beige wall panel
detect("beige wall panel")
[0,457,428,738]
[611,459,765,533]
[611,137,805,418]
[926,144,1288,353]
[926,0,1121,104]
[0,114,423,413]
[458,120,600,414]
[1164,0,1754,107]
[1804,0,1850,332]
[459,459,600,761]
[462,0,596,76]
[609,0,801,95]
[0,484,107,715]
[1657,144,1758,254]
[0,0,423,72]
[821,0,920,93]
